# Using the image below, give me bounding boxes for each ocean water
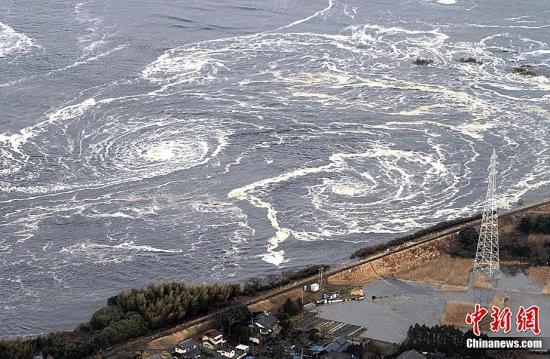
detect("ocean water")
[0,0,549,336]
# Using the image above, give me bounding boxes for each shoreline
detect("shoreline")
[3,197,548,358]
[105,197,550,357]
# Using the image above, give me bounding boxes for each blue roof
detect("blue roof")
[311,345,325,353]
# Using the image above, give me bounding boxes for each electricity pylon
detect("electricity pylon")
[473,150,499,277]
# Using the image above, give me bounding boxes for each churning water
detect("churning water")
[0,0,549,336]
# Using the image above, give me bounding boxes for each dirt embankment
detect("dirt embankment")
[327,236,448,285]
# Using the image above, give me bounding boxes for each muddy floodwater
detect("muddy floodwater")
[318,271,550,343]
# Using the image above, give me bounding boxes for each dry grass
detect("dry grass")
[472,273,494,289]
[441,301,478,328]
[527,266,550,295]
[394,256,473,287]
[248,299,273,313]
[527,266,550,286]
[328,237,448,285]
[440,284,468,292]
[248,288,303,313]
[350,288,364,296]
[148,319,214,349]
[441,295,506,329]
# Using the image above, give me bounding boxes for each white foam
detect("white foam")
[276,0,335,31]
[60,240,183,264]
[0,22,38,57]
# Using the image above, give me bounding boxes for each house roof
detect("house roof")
[203,329,223,338]
[235,344,250,351]
[217,346,234,353]
[396,350,425,359]
[324,336,352,353]
[321,353,352,359]
[253,312,279,329]
[311,345,325,353]
[177,338,198,350]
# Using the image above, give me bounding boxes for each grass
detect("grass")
[393,256,473,287]
[472,273,494,289]
[441,301,476,328]
[441,295,506,328]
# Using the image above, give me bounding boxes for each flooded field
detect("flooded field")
[318,269,550,344]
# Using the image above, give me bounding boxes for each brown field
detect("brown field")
[393,256,473,287]
[472,273,494,289]
[527,266,550,295]
[441,295,506,329]
[441,301,477,328]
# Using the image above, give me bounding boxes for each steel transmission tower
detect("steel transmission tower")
[473,150,499,277]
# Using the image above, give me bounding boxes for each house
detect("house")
[217,346,236,358]
[323,292,340,301]
[174,338,201,358]
[234,344,250,359]
[249,312,280,343]
[202,329,226,350]
[252,312,280,334]
[324,336,352,353]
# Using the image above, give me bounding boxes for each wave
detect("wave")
[60,240,183,264]
[0,22,38,58]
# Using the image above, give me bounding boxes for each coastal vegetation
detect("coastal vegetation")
[512,65,536,76]
[17,283,240,358]
[459,57,483,65]
[0,264,326,359]
[448,214,550,266]
[400,324,488,358]
[413,57,434,66]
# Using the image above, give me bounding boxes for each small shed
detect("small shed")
[310,283,320,292]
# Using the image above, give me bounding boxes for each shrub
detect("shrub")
[512,65,536,76]
[90,306,124,331]
[413,58,434,66]
[459,57,482,65]
[519,215,550,234]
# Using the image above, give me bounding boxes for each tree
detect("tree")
[216,305,251,342]
[281,298,302,316]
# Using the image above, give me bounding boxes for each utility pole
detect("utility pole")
[473,150,500,277]
[319,267,324,291]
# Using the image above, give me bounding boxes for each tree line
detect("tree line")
[400,324,488,358]
[448,214,550,266]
